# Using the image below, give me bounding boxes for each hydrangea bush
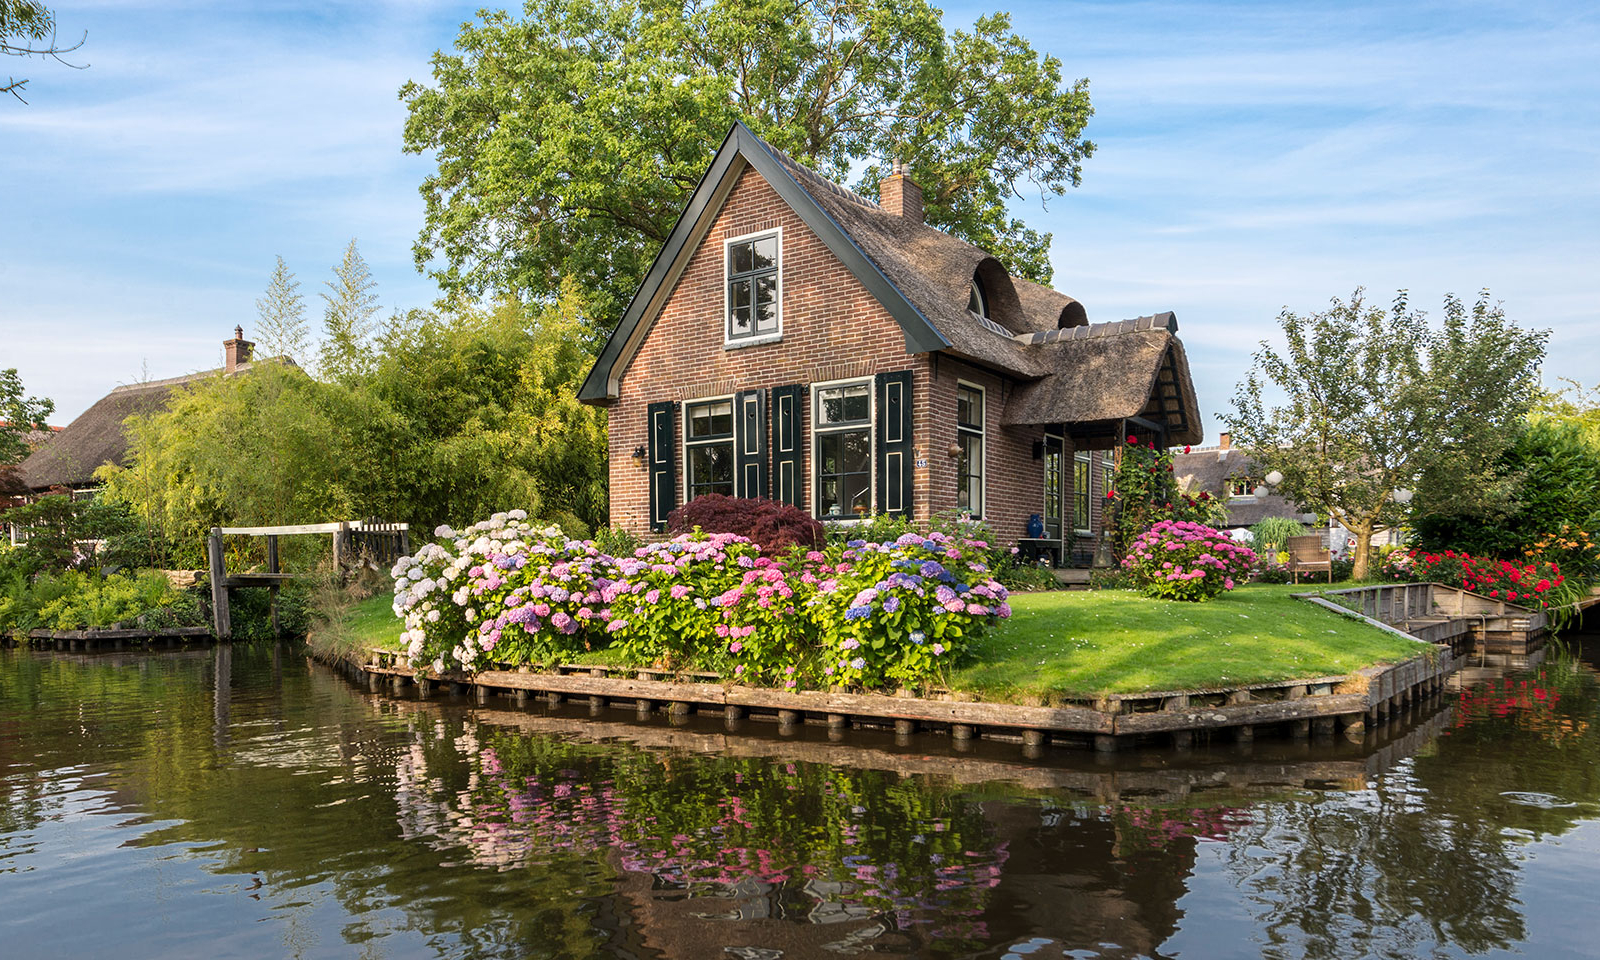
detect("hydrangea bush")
[389,513,1011,693]
[1123,519,1257,601]
[808,533,1010,689]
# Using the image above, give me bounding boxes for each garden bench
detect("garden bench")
[1287,535,1332,584]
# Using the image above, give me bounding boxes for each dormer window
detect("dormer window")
[725,229,781,344]
[967,277,988,318]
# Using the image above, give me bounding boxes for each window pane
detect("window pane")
[729,279,752,337]
[841,429,871,473]
[957,386,983,430]
[688,400,733,439]
[729,240,753,275]
[754,275,778,332]
[841,472,871,517]
[818,383,870,425]
[1074,457,1090,530]
[752,235,777,271]
[689,443,734,496]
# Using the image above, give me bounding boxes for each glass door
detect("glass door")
[1043,434,1064,540]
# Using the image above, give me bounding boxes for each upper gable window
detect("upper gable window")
[725,229,781,344]
[967,277,988,318]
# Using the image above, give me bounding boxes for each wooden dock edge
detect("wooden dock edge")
[333,641,1458,753]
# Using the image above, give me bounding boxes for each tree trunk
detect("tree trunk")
[1350,523,1376,581]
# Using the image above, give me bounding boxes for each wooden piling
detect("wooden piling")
[207,527,230,640]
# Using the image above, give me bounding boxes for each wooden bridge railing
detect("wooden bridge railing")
[207,519,410,639]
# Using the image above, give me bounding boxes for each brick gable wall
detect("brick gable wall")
[606,163,1114,552]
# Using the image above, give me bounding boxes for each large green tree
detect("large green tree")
[1224,290,1548,581]
[401,0,1095,327]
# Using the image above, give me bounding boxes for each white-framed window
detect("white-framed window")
[956,382,985,518]
[724,228,781,345]
[683,397,735,501]
[1043,433,1064,539]
[812,379,873,520]
[1227,477,1255,499]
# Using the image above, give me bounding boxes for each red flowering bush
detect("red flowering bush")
[1106,437,1229,551]
[667,494,824,556]
[1122,519,1258,601]
[1387,548,1567,608]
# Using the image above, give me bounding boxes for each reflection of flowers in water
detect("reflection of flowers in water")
[391,729,1007,941]
[1112,804,1249,854]
[1446,674,1589,744]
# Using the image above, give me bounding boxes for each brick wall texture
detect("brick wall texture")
[607,165,1116,548]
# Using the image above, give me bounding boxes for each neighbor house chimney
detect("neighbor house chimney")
[878,160,923,225]
[224,325,254,374]
[1219,432,1231,450]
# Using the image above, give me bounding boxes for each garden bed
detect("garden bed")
[330,582,1425,703]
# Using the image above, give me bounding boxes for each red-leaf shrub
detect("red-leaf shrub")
[667,494,824,556]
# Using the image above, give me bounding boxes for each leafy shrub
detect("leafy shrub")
[667,494,824,556]
[831,512,917,547]
[1123,520,1257,601]
[1248,517,1308,555]
[996,554,1060,591]
[0,568,198,633]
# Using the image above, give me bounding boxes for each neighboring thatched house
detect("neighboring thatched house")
[18,328,261,495]
[580,121,1203,560]
[1171,434,1317,535]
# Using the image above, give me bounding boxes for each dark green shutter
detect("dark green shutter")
[647,401,677,531]
[769,385,804,506]
[734,389,767,499]
[875,371,913,517]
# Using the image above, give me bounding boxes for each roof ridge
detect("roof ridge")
[1012,312,1177,346]
[106,368,222,393]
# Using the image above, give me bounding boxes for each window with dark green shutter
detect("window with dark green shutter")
[814,381,872,520]
[684,398,735,502]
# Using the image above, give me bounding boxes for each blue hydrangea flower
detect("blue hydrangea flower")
[844,605,872,620]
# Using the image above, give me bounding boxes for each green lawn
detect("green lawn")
[949,583,1426,701]
[326,583,1427,701]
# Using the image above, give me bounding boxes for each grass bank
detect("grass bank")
[324,583,1425,700]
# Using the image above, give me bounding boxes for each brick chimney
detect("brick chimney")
[878,160,923,225]
[1219,432,1231,450]
[224,325,254,373]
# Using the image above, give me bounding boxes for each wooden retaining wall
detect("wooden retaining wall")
[17,626,214,651]
[347,644,1454,755]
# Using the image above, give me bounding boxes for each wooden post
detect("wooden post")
[266,534,280,638]
[207,527,231,640]
[333,522,349,585]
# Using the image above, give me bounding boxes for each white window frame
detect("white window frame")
[1227,477,1256,500]
[722,227,783,348]
[681,394,736,503]
[955,380,986,520]
[809,377,875,523]
[1073,451,1092,536]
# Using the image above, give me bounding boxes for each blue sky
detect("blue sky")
[2,1,1596,425]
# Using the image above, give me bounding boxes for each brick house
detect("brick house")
[580,123,1202,560]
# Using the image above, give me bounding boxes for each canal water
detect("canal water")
[2,631,1597,959]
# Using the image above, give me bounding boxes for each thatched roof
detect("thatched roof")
[18,371,211,490]
[774,153,1051,377]
[1171,446,1316,528]
[1013,276,1086,332]
[1000,319,1203,446]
